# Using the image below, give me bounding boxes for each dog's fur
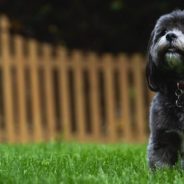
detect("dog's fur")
[147,10,184,169]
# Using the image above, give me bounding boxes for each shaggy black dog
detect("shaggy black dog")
[147,10,184,169]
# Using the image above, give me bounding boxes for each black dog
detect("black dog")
[147,10,184,169]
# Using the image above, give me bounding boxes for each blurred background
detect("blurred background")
[1,0,184,53]
[0,0,183,144]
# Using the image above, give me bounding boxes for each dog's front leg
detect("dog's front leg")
[179,133,184,169]
[180,153,184,169]
[147,131,180,170]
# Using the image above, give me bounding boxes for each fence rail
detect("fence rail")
[0,15,153,143]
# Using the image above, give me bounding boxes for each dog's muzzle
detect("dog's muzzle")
[152,29,184,65]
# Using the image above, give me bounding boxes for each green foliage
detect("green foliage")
[0,143,183,183]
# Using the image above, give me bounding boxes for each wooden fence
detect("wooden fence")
[0,15,153,143]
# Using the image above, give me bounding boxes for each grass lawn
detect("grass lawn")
[0,143,183,184]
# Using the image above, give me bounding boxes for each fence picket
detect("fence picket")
[42,44,56,140]
[88,53,101,140]
[118,54,133,142]
[72,51,86,140]
[132,54,147,142]
[14,36,29,143]
[1,16,16,143]
[103,54,116,142]
[57,47,72,140]
[28,39,43,142]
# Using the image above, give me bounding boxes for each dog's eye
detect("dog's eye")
[154,29,167,43]
[160,29,167,36]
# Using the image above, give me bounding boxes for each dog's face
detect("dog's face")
[147,10,184,91]
[150,10,184,69]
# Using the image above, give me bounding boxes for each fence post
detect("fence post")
[28,39,43,142]
[118,54,133,142]
[103,54,116,142]
[0,16,16,143]
[14,35,29,143]
[132,54,147,142]
[57,47,72,140]
[42,44,56,140]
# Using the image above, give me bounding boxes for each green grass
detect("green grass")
[0,143,183,184]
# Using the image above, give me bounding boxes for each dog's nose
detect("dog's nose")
[166,33,177,42]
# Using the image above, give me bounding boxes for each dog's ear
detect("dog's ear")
[146,30,160,92]
[146,55,160,91]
